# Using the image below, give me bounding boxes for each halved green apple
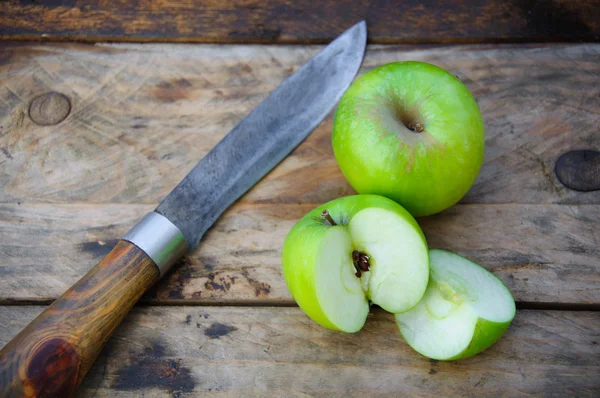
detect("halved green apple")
[395,249,516,360]
[282,194,429,332]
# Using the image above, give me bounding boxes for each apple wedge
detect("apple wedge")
[395,249,516,360]
[282,195,429,332]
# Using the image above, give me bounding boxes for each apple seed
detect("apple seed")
[352,250,371,277]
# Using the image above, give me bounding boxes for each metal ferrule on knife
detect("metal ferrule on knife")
[123,212,189,277]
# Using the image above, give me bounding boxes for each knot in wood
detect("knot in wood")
[555,150,600,192]
[29,92,71,126]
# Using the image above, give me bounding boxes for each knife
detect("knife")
[0,21,366,397]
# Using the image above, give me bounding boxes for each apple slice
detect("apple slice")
[395,249,516,360]
[282,195,429,332]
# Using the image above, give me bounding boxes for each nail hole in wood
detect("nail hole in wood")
[29,92,71,126]
[555,150,600,192]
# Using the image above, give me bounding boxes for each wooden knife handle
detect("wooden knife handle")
[0,240,159,397]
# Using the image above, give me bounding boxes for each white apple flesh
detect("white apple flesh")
[349,208,428,314]
[282,195,429,333]
[395,249,516,360]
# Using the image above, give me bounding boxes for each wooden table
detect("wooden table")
[1,1,599,396]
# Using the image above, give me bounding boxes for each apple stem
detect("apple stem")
[408,122,424,133]
[321,209,337,226]
[352,250,371,277]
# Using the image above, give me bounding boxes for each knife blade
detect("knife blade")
[0,21,366,397]
[157,20,367,251]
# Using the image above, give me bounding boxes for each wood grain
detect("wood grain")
[0,0,598,43]
[1,202,598,306]
[1,306,599,396]
[1,42,599,206]
[0,241,158,397]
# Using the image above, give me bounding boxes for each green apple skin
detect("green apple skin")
[449,318,512,360]
[282,194,429,332]
[332,61,485,217]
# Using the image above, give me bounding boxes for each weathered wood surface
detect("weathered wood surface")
[1,306,599,396]
[1,42,599,206]
[1,0,599,44]
[1,43,599,305]
[1,202,598,306]
[1,38,599,396]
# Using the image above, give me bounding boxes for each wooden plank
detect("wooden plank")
[0,0,599,43]
[1,42,599,206]
[1,202,598,305]
[1,306,599,396]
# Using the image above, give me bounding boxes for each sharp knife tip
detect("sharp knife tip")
[351,21,367,47]
[354,20,367,34]
[351,20,367,33]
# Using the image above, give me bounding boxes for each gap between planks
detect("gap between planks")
[2,202,600,207]
[4,36,600,46]
[1,298,599,312]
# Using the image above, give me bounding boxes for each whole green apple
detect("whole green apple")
[332,61,485,217]
[282,194,429,332]
[395,249,516,360]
